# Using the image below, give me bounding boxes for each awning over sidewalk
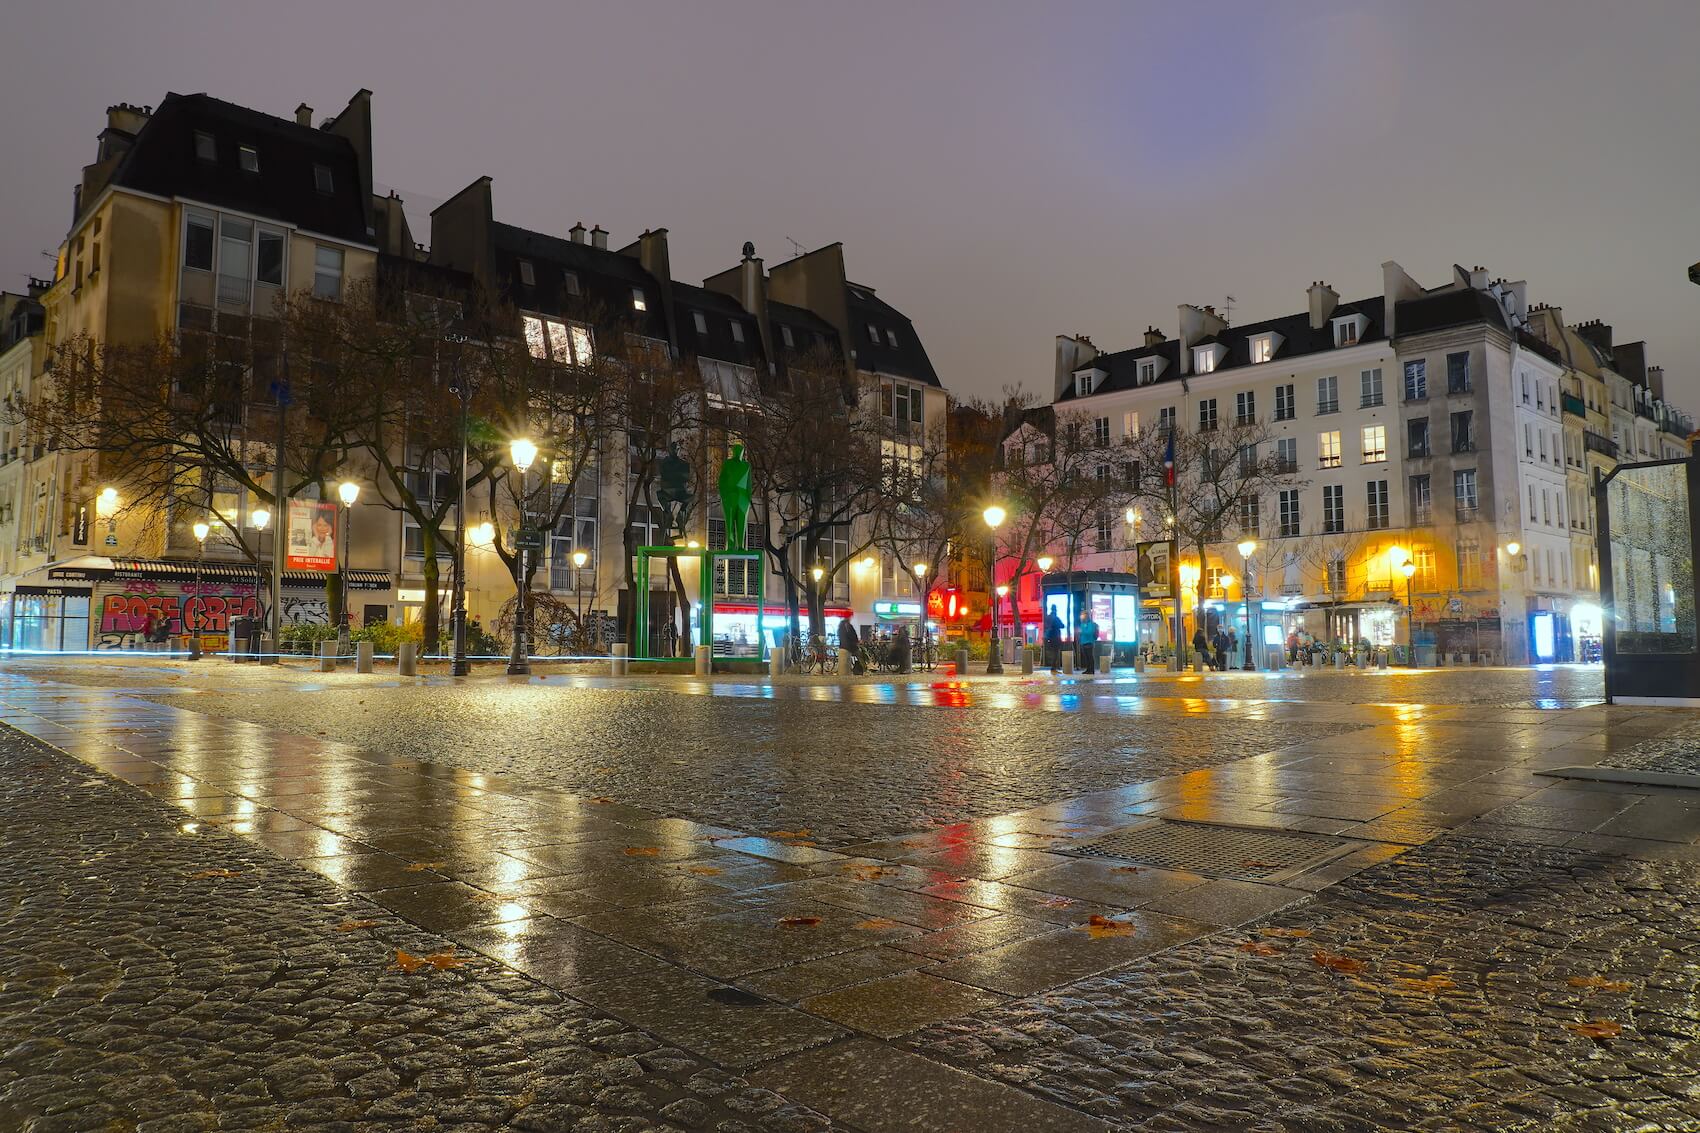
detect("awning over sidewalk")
[43,558,392,591]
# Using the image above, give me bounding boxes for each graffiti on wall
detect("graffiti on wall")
[95,579,262,649]
[281,596,331,625]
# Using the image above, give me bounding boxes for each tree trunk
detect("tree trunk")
[667,555,691,656]
[420,527,441,653]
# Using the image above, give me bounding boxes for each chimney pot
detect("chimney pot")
[568,223,586,244]
[590,225,607,250]
[295,103,313,127]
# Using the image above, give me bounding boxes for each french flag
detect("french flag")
[1163,429,1175,486]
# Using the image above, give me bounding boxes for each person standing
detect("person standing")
[1043,607,1064,672]
[1191,625,1208,670]
[1078,610,1100,675]
[837,616,861,673]
[1228,627,1239,670]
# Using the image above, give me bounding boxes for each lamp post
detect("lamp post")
[509,437,538,676]
[192,519,210,647]
[336,480,360,650]
[572,548,588,651]
[445,336,474,676]
[251,507,270,645]
[97,486,119,546]
[983,505,1006,674]
[1237,538,1257,669]
[1401,559,1417,663]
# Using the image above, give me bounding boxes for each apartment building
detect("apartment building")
[1033,261,1694,665]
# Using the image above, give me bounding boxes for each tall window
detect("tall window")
[1457,537,1483,588]
[217,218,253,307]
[1239,494,1259,536]
[1238,443,1257,474]
[1094,512,1112,552]
[1318,430,1342,469]
[1316,375,1338,414]
[256,230,284,285]
[1450,410,1474,453]
[1454,469,1478,517]
[1205,565,1230,598]
[1236,390,1256,424]
[1403,359,1427,401]
[1325,556,1348,593]
[1199,399,1218,432]
[1359,368,1383,408]
[1361,425,1386,463]
[1407,418,1430,457]
[1093,416,1110,447]
[1250,336,1274,364]
[1274,383,1296,421]
[1278,490,1301,538]
[1366,480,1389,529]
[1409,475,1432,524]
[1194,347,1217,374]
[1322,484,1345,533]
[1446,351,1471,394]
[1412,545,1437,590]
[185,213,214,271]
[1123,410,1139,438]
[313,246,344,300]
[1275,436,1297,472]
[1158,406,1176,431]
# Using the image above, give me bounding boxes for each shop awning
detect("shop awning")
[47,558,391,591]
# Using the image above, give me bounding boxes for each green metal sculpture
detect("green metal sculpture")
[718,443,753,552]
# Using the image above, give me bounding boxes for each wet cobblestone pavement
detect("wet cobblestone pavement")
[2,658,1698,1131]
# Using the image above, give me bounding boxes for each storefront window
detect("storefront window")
[10,591,91,651]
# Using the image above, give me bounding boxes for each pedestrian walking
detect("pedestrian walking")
[1078,611,1100,675]
[1212,627,1229,671]
[1043,608,1064,672]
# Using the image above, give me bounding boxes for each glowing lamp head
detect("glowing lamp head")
[192,519,211,543]
[995,584,1009,597]
[571,550,588,568]
[509,437,538,473]
[1220,573,1236,589]
[1036,555,1053,573]
[1401,560,1416,579]
[811,565,824,583]
[686,539,700,549]
[470,521,495,546]
[250,508,270,531]
[1505,541,1521,557]
[97,486,119,516]
[1178,561,1200,587]
[982,504,1006,530]
[337,480,360,507]
[913,562,928,578]
[1237,539,1257,558]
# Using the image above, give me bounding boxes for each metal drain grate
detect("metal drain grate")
[1066,820,1355,882]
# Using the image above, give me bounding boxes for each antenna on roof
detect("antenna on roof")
[1222,295,1236,327]
[784,236,804,258]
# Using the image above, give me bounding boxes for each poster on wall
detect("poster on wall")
[1136,540,1175,600]
[286,500,337,571]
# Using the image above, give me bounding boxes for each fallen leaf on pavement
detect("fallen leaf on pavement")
[588,796,615,804]
[405,861,446,872]
[1312,951,1367,974]
[1569,1019,1623,1040]
[843,864,897,881]
[777,916,821,928]
[1260,927,1313,938]
[1077,914,1135,939]
[1395,975,1456,992]
[335,919,380,932]
[1567,976,1631,993]
[684,865,724,876]
[393,948,469,972]
[855,918,901,931]
[1111,865,1145,874]
[1238,940,1282,956]
[769,828,812,840]
[190,869,242,879]
[623,846,661,857]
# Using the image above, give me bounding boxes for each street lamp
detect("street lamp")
[983,505,1006,674]
[1401,559,1417,662]
[250,507,270,642]
[1237,538,1257,669]
[572,548,589,651]
[509,438,537,676]
[336,480,360,649]
[444,336,475,676]
[192,519,211,645]
[97,486,119,546]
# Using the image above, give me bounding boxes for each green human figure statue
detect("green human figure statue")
[656,442,693,539]
[718,443,753,552]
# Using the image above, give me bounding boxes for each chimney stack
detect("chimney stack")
[1143,326,1164,348]
[295,103,313,127]
[568,222,586,245]
[1468,265,1490,290]
[1574,319,1614,355]
[1307,280,1339,330]
[590,225,607,250]
[1648,365,1666,401]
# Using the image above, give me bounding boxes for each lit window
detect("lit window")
[693,312,708,335]
[524,316,548,359]
[631,288,647,312]
[1336,320,1359,347]
[1122,411,1139,437]
[518,260,535,286]
[1361,425,1386,463]
[1250,336,1274,364]
[314,164,334,194]
[1194,347,1217,373]
[1319,430,1342,468]
[195,131,216,162]
[571,324,593,363]
[546,319,574,364]
[238,145,259,173]
[312,245,343,300]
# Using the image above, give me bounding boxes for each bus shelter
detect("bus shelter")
[1596,457,1700,705]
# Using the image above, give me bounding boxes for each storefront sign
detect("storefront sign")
[286,500,337,571]
[873,600,921,618]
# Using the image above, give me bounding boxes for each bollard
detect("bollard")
[1059,649,1074,676]
[695,643,711,677]
[319,640,337,672]
[612,642,628,677]
[770,647,784,679]
[397,642,417,676]
[1135,654,1146,673]
[187,635,201,661]
[356,640,374,674]
[1378,651,1389,670]
[838,648,854,678]
[259,635,276,666]
[955,646,970,677]
[1021,645,1034,675]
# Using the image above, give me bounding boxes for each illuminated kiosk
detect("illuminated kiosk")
[1596,457,1700,706]
[631,545,767,671]
[1040,570,1142,667]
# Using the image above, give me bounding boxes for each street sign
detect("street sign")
[516,527,545,550]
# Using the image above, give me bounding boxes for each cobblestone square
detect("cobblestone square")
[3,658,1699,1131]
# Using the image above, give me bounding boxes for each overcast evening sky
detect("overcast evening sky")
[3,1,1699,408]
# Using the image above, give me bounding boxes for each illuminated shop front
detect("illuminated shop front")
[1040,571,1141,663]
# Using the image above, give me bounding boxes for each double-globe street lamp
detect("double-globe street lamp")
[508,437,539,676]
[983,504,1006,674]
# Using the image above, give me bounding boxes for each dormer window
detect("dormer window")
[1076,372,1096,397]
[692,311,708,335]
[1194,348,1216,373]
[886,329,898,349]
[518,260,535,287]
[730,321,745,344]
[780,325,794,349]
[238,146,259,173]
[1138,360,1156,384]
[631,288,647,312]
[313,164,334,194]
[1250,335,1274,364]
[1331,314,1366,347]
[195,131,216,162]
[867,323,880,344]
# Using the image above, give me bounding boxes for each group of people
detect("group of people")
[1192,624,1241,671]
[1041,608,1103,674]
[835,616,912,673]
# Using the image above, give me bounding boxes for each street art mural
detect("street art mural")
[281,595,331,625]
[95,579,262,649]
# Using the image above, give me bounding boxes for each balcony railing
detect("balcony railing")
[1451,439,1477,454]
[1562,392,1586,418]
[1636,404,1657,421]
[1583,432,1618,458]
[1455,505,1479,522]
[1407,445,1431,459]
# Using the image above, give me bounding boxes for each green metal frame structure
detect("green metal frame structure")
[632,546,766,663]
